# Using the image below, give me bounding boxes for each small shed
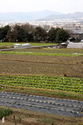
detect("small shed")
[59,42,67,48]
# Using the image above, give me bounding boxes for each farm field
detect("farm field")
[0,106,83,125]
[0,50,83,77]
[0,48,83,99]
[0,92,83,125]
[0,46,83,124]
[0,75,83,95]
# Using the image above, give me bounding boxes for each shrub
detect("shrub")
[0,107,13,118]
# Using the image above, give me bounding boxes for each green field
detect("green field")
[0,43,83,100]
[0,75,83,94]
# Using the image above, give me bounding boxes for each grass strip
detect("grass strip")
[0,51,83,57]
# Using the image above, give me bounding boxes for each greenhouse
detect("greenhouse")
[67,42,83,49]
[14,43,31,48]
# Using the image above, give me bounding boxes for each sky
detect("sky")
[0,0,83,14]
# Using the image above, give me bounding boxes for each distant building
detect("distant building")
[70,31,83,39]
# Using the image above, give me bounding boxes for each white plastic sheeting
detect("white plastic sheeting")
[67,42,83,49]
[14,43,31,48]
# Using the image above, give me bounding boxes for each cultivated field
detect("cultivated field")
[0,50,83,77]
[0,47,83,125]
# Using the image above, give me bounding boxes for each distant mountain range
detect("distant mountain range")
[0,10,63,21]
[0,10,83,21]
[38,12,83,21]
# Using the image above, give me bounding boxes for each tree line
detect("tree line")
[0,24,70,43]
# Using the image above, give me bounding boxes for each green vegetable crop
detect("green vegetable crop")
[0,75,83,94]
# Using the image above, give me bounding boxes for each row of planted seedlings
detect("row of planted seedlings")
[1,92,83,114]
[0,97,82,117]
[0,75,83,92]
[1,94,83,109]
[0,75,83,94]
[1,91,83,103]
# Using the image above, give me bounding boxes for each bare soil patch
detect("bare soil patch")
[0,54,83,77]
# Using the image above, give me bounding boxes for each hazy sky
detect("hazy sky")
[0,0,83,14]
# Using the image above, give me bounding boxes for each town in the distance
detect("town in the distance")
[0,10,83,46]
[1,17,83,32]
[0,10,83,32]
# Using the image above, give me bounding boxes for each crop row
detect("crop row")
[0,75,83,94]
[1,95,83,109]
[1,91,83,104]
[0,99,83,118]
[0,92,83,118]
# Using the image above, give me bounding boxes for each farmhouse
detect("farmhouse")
[14,43,31,48]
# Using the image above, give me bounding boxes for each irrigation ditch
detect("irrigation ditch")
[0,92,83,118]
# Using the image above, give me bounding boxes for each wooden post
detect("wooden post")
[13,116,17,125]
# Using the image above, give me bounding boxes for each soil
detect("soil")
[0,107,83,125]
[0,54,83,77]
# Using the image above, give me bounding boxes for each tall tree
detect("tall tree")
[0,25,10,41]
[34,26,46,42]
[21,24,35,42]
[56,28,70,43]
[7,25,28,42]
[47,27,60,42]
